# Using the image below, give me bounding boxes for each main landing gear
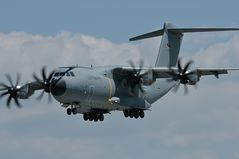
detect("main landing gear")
[123,109,145,119]
[66,106,106,122]
[66,107,77,115]
[83,112,104,122]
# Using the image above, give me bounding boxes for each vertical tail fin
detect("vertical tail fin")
[155,23,183,67]
[130,23,183,67]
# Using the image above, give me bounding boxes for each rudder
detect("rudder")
[155,23,183,67]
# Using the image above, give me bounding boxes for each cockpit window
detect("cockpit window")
[54,71,75,77]
[59,72,65,76]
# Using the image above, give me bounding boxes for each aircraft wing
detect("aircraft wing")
[191,68,238,78]
[120,66,238,79]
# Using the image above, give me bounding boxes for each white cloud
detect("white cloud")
[190,35,239,67]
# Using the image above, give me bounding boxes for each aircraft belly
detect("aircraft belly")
[144,79,176,104]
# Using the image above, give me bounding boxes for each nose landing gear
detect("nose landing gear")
[66,107,77,115]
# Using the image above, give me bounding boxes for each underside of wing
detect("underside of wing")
[193,68,239,78]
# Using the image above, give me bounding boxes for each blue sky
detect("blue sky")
[0,1,239,159]
[0,0,239,41]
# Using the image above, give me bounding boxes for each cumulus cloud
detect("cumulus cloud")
[192,35,239,67]
[0,31,141,81]
[0,31,238,159]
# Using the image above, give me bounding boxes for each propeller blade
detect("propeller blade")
[128,59,147,95]
[42,67,47,81]
[37,90,45,101]
[128,60,137,74]
[177,58,182,73]
[13,97,21,108]
[0,91,9,98]
[0,82,9,89]
[48,93,52,103]
[33,73,42,83]
[183,60,193,74]
[137,59,144,76]
[15,73,21,87]
[183,84,189,95]
[47,71,54,84]
[6,96,12,108]
[172,82,180,93]
[6,74,14,87]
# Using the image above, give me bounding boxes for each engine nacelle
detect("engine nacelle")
[187,72,200,84]
[18,84,33,99]
[141,70,155,86]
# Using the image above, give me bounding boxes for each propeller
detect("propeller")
[33,66,54,102]
[0,74,22,108]
[128,59,149,94]
[168,58,194,95]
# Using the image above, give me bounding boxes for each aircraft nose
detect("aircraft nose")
[51,79,66,96]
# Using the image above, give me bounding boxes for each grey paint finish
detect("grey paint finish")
[155,23,183,67]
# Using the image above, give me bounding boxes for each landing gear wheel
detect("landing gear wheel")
[67,108,72,115]
[99,114,104,121]
[83,113,89,121]
[134,111,139,119]
[89,113,93,121]
[93,114,99,122]
[139,110,144,118]
[124,110,129,118]
[129,111,134,118]
[72,108,77,115]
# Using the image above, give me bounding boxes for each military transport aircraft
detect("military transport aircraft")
[0,23,238,122]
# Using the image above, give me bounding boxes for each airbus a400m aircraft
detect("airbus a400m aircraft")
[0,23,238,122]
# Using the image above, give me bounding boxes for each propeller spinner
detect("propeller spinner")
[0,74,22,108]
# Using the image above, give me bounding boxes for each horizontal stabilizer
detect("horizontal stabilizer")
[129,27,239,41]
[129,29,164,41]
[170,28,239,33]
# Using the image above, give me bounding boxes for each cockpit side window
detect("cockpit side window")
[54,72,59,76]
